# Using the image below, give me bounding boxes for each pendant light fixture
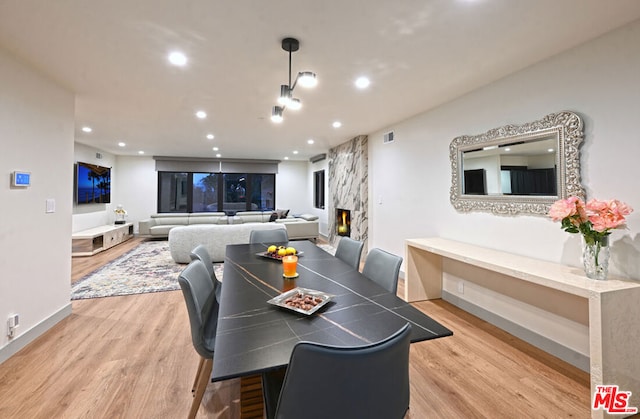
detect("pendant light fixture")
[270,37,317,123]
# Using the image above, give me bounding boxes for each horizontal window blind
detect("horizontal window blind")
[153,156,280,174]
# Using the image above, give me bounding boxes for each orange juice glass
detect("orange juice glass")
[282,255,298,277]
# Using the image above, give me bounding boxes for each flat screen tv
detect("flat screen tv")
[76,162,111,204]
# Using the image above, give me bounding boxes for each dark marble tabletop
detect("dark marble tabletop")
[211,241,453,382]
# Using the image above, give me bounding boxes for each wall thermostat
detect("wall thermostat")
[11,171,31,187]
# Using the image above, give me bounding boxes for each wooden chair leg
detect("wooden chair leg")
[188,357,212,419]
[192,357,205,394]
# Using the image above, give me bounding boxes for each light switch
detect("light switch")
[46,199,56,213]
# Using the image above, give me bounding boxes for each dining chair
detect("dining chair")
[189,244,222,302]
[249,228,289,244]
[178,259,219,419]
[334,236,364,270]
[262,323,412,419]
[362,248,403,294]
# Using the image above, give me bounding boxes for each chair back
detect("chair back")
[274,323,412,419]
[334,236,364,270]
[250,228,288,244]
[189,244,214,278]
[178,259,218,359]
[190,244,222,301]
[362,248,403,294]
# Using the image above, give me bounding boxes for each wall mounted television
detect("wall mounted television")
[76,162,111,204]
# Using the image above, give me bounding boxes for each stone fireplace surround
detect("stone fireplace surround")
[328,135,368,255]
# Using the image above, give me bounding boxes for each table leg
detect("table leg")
[240,375,264,418]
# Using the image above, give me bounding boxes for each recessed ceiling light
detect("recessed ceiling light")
[504,147,511,152]
[332,121,342,128]
[293,150,299,154]
[215,153,221,158]
[138,151,145,155]
[355,76,370,89]
[212,147,219,151]
[82,126,92,133]
[548,148,555,152]
[284,156,289,160]
[307,139,314,144]
[118,142,126,147]
[196,110,207,119]
[168,51,187,67]
[206,134,214,140]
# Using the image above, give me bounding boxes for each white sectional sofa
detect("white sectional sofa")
[138,213,228,238]
[138,211,319,241]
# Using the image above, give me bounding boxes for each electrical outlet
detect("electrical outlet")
[457,281,464,294]
[7,314,19,338]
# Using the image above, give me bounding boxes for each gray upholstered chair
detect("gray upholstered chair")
[189,244,222,302]
[178,259,219,419]
[362,248,403,294]
[249,228,288,244]
[262,323,412,419]
[334,236,364,270]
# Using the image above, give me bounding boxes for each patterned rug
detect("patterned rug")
[72,241,190,300]
[71,240,334,300]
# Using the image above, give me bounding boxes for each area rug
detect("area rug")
[71,240,334,300]
[72,241,203,300]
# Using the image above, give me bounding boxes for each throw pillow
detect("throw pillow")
[269,212,279,222]
[276,209,290,219]
[299,213,319,221]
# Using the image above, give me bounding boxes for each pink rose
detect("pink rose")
[586,199,634,232]
[548,196,584,222]
[611,199,633,217]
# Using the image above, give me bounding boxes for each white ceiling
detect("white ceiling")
[2,1,640,162]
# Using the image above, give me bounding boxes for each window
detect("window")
[251,174,275,210]
[158,172,275,213]
[158,172,189,212]
[193,173,219,212]
[223,174,247,212]
[313,170,325,209]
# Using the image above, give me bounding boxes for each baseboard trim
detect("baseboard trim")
[442,290,590,373]
[0,303,72,364]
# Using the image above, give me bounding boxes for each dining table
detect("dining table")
[211,240,453,416]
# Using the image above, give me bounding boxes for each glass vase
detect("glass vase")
[582,235,610,280]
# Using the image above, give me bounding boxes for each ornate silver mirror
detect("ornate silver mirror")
[450,111,585,215]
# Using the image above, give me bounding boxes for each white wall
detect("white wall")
[369,19,640,281]
[275,161,310,214]
[0,49,74,361]
[112,155,157,234]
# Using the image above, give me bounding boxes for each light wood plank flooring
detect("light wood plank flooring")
[0,237,599,418]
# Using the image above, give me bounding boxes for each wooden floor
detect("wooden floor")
[0,237,597,418]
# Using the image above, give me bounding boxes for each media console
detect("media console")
[72,223,133,257]
[405,237,640,419]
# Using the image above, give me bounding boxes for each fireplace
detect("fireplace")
[336,208,351,237]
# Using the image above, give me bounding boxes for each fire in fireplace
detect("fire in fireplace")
[336,208,351,237]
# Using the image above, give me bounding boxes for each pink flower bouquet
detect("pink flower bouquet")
[549,196,632,279]
[548,197,633,244]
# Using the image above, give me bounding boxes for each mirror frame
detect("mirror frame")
[450,111,585,215]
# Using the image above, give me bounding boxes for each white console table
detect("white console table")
[405,237,640,419]
[72,223,133,257]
